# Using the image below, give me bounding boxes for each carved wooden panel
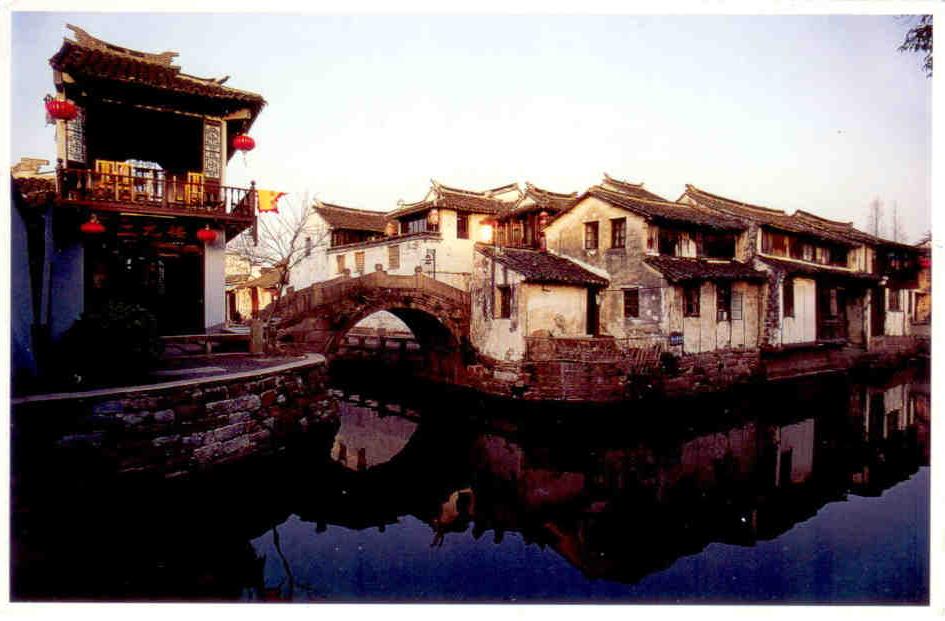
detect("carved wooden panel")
[202,120,222,180]
[66,107,86,164]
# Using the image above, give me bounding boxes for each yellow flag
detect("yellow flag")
[257,189,285,213]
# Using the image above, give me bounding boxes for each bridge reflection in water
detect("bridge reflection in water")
[10,364,929,603]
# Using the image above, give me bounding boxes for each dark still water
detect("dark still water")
[11,363,930,603]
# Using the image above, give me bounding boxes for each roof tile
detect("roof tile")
[478,245,609,287]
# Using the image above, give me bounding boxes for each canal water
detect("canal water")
[10,363,929,603]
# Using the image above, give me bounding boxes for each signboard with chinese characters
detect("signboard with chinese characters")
[202,120,222,180]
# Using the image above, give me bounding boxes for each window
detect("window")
[762,231,789,256]
[731,291,743,321]
[304,236,312,257]
[611,218,626,248]
[584,222,599,250]
[802,243,814,262]
[716,282,732,321]
[683,284,700,317]
[703,232,736,259]
[497,285,512,319]
[624,289,640,318]
[646,225,658,253]
[783,277,795,317]
[401,214,428,235]
[658,229,678,255]
[388,245,400,270]
[828,288,840,317]
[355,251,365,274]
[336,254,346,274]
[457,213,469,239]
[889,288,901,312]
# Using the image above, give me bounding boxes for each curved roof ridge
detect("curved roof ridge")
[603,172,644,188]
[65,24,179,68]
[793,209,853,229]
[684,184,786,215]
[315,200,386,214]
[524,181,578,198]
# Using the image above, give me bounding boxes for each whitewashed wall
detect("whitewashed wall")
[780,277,816,344]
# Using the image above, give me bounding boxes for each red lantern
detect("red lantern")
[45,98,78,121]
[538,210,550,230]
[197,225,218,244]
[80,214,105,235]
[232,134,256,152]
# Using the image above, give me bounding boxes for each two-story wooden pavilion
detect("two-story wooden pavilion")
[45,25,265,337]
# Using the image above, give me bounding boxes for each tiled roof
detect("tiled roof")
[756,256,881,282]
[588,187,747,231]
[793,210,918,251]
[315,202,388,233]
[390,181,518,218]
[681,185,858,247]
[600,173,668,202]
[478,245,609,287]
[49,25,265,114]
[504,182,578,218]
[644,255,767,283]
[12,175,57,208]
[241,267,285,289]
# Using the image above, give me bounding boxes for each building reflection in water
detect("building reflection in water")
[10,364,930,602]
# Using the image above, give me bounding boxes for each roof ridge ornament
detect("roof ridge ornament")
[66,24,179,68]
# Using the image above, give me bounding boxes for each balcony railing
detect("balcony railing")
[56,166,256,219]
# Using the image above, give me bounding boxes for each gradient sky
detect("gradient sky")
[10,12,933,242]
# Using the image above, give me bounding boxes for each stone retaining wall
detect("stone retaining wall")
[11,355,337,480]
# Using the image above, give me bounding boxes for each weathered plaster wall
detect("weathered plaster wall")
[470,251,527,361]
[884,289,911,336]
[545,197,666,339]
[667,281,761,353]
[11,356,335,480]
[522,282,588,337]
[323,217,490,292]
[781,277,816,345]
[204,228,226,330]
[469,250,590,363]
[49,231,83,342]
[287,212,332,290]
[12,205,36,380]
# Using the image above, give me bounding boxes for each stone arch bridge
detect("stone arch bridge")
[274,270,471,379]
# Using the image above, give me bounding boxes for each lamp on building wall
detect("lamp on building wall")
[45,96,78,122]
[427,208,440,230]
[197,225,218,244]
[79,213,105,234]
[385,221,398,237]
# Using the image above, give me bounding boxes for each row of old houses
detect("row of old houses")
[291,174,929,367]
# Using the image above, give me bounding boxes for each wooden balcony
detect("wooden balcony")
[55,165,256,225]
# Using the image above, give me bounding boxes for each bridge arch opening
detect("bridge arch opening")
[329,306,465,383]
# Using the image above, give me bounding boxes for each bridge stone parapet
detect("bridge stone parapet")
[275,270,471,358]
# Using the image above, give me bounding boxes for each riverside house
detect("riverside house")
[11,25,264,384]
[679,185,923,349]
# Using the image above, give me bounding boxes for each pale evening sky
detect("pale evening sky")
[10,11,933,243]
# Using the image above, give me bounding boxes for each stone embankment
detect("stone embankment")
[11,355,337,480]
[461,335,927,403]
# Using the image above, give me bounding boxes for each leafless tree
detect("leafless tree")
[890,200,901,243]
[229,192,326,352]
[868,197,884,238]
